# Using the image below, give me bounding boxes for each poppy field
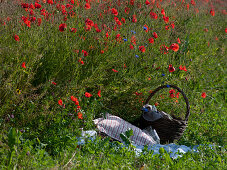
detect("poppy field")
[0,0,226,169]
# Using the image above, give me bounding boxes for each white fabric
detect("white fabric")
[93,113,158,146]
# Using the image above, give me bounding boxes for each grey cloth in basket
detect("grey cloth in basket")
[142,104,163,122]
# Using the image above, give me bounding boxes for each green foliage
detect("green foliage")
[0,0,226,169]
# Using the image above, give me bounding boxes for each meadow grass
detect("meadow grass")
[0,0,226,169]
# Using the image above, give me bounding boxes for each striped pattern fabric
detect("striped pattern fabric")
[93,113,158,146]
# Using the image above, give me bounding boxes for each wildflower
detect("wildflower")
[97,90,101,97]
[85,92,92,98]
[84,3,91,9]
[35,2,42,8]
[160,45,169,54]
[201,92,206,98]
[176,92,179,99]
[37,18,42,26]
[21,62,26,68]
[153,32,158,39]
[14,34,20,41]
[179,65,187,71]
[77,112,83,119]
[59,23,67,32]
[132,15,137,23]
[112,8,118,16]
[121,18,126,23]
[148,37,154,44]
[204,28,208,32]
[125,7,130,14]
[177,38,181,44]
[70,28,77,33]
[47,0,53,4]
[143,24,148,32]
[191,0,195,5]
[58,99,63,106]
[169,43,179,52]
[163,16,169,23]
[150,12,158,19]
[131,30,136,34]
[139,46,146,53]
[129,44,134,49]
[161,9,165,16]
[225,28,227,33]
[169,89,175,98]
[82,50,88,57]
[112,69,118,72]
[210,9,215,16]
[145,0,150,5]
[135,55,139,58]
[52,81,57,85]
[168,64,175,72]
[71,96,79,105]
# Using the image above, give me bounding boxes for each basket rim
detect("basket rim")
[144,84,190,121]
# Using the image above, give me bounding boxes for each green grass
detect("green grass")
[0,0,226,169]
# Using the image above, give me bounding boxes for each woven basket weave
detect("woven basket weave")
[138,84,190,144]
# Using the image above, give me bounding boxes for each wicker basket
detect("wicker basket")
[138,84,190,144]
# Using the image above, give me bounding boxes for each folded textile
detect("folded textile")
[93,113,159,146]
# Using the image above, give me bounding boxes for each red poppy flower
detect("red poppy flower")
[77,112,83,119]
[85,92,92,98]
[225,28,227,33]
[129,44,134,49]
[179,65,187,71]
[70,28,77,33]
[82,50,88,57]
[163,16,169,23]
[84,3,91,9]
[97,90,101,97]
[21,62,26,68]
[29,4,35,9]
[132,15,137,23]
[59,23,67,32]
[71,96,79,105]
[201,92,206,98]
[210,9,215,16]
[35,2,42,8]
[139,46,146,53]
[121,18,126,23]
[52,81,57,85]
[112,69,118,72]
[145,0,150,5]
[160,45,169,54]
[177,38,181,44]
[168,64,175,72]
[148,37,154,44]
[204,28,208,32]
[47,0,53,5]
[112,8,118,16]
[14,35,20,41]
[130,0,135,5]
[169,89,176,94]
[21,3,29,8]
[125,7,130,14]
[169,43,179,52]
[191,0,195,5]
[150,12,158,19]
[58,99,63,106]
[161,9,165,16]
[153,32,158,39]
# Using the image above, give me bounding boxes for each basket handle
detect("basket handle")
[145,85,190,121]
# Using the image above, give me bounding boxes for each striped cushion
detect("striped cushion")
[93,113,158,146]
